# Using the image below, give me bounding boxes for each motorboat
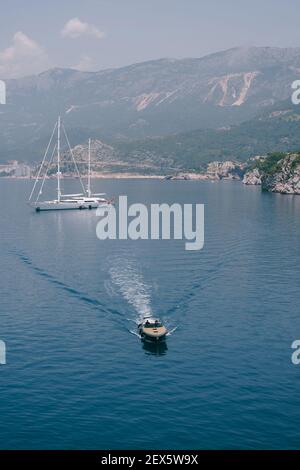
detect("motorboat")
[138,317,167,341]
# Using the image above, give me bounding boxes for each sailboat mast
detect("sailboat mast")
[57,116,61,202]
[87,138,91,197]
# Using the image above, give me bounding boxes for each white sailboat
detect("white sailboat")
[71,138,111,209]
[29,118,111,211]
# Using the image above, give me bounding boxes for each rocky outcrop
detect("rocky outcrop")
[261,153,300,194]
[165,161,248,181]
[163,161,247,181]
[206,161,246,180]
[242,168,262,185]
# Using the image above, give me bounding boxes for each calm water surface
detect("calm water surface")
[1,179,300,449]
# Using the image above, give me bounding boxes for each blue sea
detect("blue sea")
[1,178,300,449]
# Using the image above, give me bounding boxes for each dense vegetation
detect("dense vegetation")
[256,152,286,175]
[251,151,300,178]
[117,109,300,172]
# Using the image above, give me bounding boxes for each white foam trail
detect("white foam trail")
[104,279,117,297]
[166,326,178,336]
[109,257,153,322]
[129,329,142,338]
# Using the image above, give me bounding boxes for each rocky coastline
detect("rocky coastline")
[3,152,300,195]
[166,153,300,195]
[242,153,300,195]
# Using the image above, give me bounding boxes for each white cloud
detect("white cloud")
[61,18,105,39]
[0,31,50,78]
[73,55,96,71]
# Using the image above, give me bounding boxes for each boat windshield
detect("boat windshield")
[144,321,162,328]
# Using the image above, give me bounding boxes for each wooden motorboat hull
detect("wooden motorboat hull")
[139,324,167,341]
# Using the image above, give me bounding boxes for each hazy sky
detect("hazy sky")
[1,0,300,78]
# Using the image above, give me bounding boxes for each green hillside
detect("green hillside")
[117,105,300,172]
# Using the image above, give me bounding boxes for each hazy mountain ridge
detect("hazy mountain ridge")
[1,46,300,165]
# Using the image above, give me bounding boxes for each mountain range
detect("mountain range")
[1,46,300,168]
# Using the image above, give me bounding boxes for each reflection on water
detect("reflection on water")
[142,339,168,356]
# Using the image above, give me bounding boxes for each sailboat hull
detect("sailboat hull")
[32,201,88,211]
[31,200,110,211]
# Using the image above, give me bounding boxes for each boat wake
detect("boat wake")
[11,248,178,339]
[129,329,142,339]
[108,257,153,324]
[10,248,123,322]
[107,256,178,338]
[166,326,178,336]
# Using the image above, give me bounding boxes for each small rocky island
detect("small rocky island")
[243,152,300,195]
